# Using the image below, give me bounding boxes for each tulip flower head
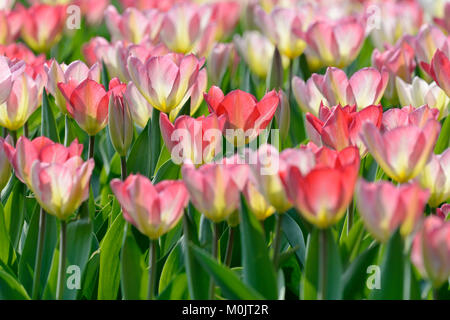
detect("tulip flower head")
[436,204,450,220]
[0,137,12,190]
[111,174,189,239]
[243,177,276,221]
[421,49,450,97]
[411,216,450,288]
[0,55,25,104]
[280,145,360,228]
[124,82,153,128]
[31,156,95,221]
[361,119,441,183]
[160,112,225,166]
[306,103,383,156]
[356,179,429,242]
[0,8,22,45]
[3,136,83,187]
[109,81,133,157]
[381,105,440,131]
[207,42,239,86]
[204,86,279,146]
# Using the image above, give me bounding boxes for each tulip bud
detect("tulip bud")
[109,92,133,157]
[243,179,275,221]
[411,216,450,288]
[266,46,283,91]
[275,91,290,142]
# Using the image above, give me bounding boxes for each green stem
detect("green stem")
[10,130,17,145]
[147,239,157,300]
[56,220,67,300]
[209,223,219,300]
[31,208,46,300]
[224,227,235,267]
[347,199,354,236]
[88,135,95,160]
[120,156,127,180]
[2,127,6,138]
[288,61,293,102]
[432,287,439,300]
[64,114,69,147]
[318,229,327,300]
[23,122,29,139]
[272,213,283,269]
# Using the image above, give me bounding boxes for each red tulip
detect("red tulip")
[421,49,450,97]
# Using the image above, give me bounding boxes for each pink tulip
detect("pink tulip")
[0,137,11,190]
[0,55,25,104]
[58,79,119,136]
[381,105,440,132]
[0,43,47,82]
[127,52,205,118]
[254,5,306,59]
[210,1,241,40]
[119,0,182,11]
[74,0,109,26]
[436,204,450,220]
[109,80,133,157]
[292,67,388,115]
[306,103,383,156]
[0,72,42,131]
[181,157,248,223]
[160,111,225,165]
[413,25,449,66]
[207,42,239,86]
[248,143,315,213]
[361,119,441,183]
[356,179,429,242]
[304,17,365,69]
[421,49,450,97]
[280,146,360,228]
[46,60,101,114]
[416,148,450,208]
[104,5,163,44]
[4,136,83,187]
[0,8,22,45]
[19,4,66,53]
[111,174,189,239]
[242,177,275,221]
[433,2,450,34]
[124,82,152,128]
[411,216,450,288]
[372,38,416,101]
[82,37,109,66]
[31,156,94,220]
[204,86,279,145]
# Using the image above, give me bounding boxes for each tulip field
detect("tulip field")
[0,0,449,303]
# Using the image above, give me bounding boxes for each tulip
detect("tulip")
[74,0,109,26]
[433,2,450,34]
[280,146,360,228]
[361,120,441,183]
[275,90,290,141]
[0,72,41,131]
[209,1,241,40]
[3,136,83,186]
[254,6,306,59]
[127,53,205,119]
[46,60,101,114]
[0,137,11,190]
[0,8,22,45]
[356,179,429,243]
[82,36,109,66]
[204,86,279,145]
[248,144,315,213]
[234,31,289,79]
[0,0,14,11]
[396,77,449,120]
[292,67,388,115]
[19,4,66,53]
[109,86,133,157]
[413,25,449,66]
[421,49,450,97]
[160,112,225,165]
[159,3,215,56]
[111,174,189,239]
[181,158,248,223]
[372,39,416,102]
[58,78,119,136]
[207,42,239,86]
[367,0,423,49]
[304,17,365,69]
[243,178,275,221]
[0,55,25,104]
[411,216,450,288]
[381,105,440,132]
[416,149,450,208]
[104,5,163,44]
[30,156,94,221]
[436,204,450,220]
[306,103,383,156]
[124,82,153,128]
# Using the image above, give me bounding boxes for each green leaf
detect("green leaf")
[342,244,379,299]
[0,202,16,267]
[301,228,342,300]
[157,273,189,300]
[41,89,60,142]
[435,115,450,154]
[339,219,366,264]
[266,47,283,91]
[190,243,264,300]
[98,214,125,300]
[369,229,404,300]
[127,120,151,176]
[239,194,278,299]
[182,204,210,299]
[0,268,30,300]
[120,223,148,300]
[150,108,161,177]
[282,214,306,269]
[159,240,184,293]
[4,180,26,250]
[101,60,110,89]
[152,159,181,184]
